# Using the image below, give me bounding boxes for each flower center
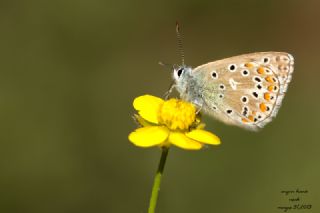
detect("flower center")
[158,98,196,130]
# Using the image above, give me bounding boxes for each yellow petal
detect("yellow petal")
[168,132,202,150]
[185,129,220,145]
[129,126,169,147]
[133,95,164,124]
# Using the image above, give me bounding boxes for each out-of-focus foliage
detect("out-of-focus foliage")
[0,0,319,212]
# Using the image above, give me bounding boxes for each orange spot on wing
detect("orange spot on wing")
[248,115,254,122]
[267,85,274,91]
[242,118,250,123]
[265,76,274,83]
[264,93,271,101]
[245,63,253,68]
[257,67,265,74]
[260,103,267,112]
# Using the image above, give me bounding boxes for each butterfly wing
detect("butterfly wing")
[192,52,294,130]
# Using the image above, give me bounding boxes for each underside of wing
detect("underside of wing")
[192,52,294,130]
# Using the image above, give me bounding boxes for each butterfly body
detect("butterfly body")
[172,52,294,131]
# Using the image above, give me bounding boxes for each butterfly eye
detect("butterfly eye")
[177,68,184,77]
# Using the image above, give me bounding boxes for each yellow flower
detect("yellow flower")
[128,95,220,150]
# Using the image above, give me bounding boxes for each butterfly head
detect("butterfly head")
[173,66,191,82]
[172,65,195,100]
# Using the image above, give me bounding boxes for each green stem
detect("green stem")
[148,147,169,213]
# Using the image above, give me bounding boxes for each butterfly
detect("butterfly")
[169,24,294,131]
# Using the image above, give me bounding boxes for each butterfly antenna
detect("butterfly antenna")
[159,61,176,70]
[176,22,185,66]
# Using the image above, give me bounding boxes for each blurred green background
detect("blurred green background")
[0,0,319,212]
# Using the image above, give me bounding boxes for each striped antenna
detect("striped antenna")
[176,22,185,66]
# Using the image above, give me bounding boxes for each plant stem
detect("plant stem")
[148,147,169,213]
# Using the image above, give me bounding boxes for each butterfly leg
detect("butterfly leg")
[196,103,203,114]
[163,82,176,100]
[132,115,141,127]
